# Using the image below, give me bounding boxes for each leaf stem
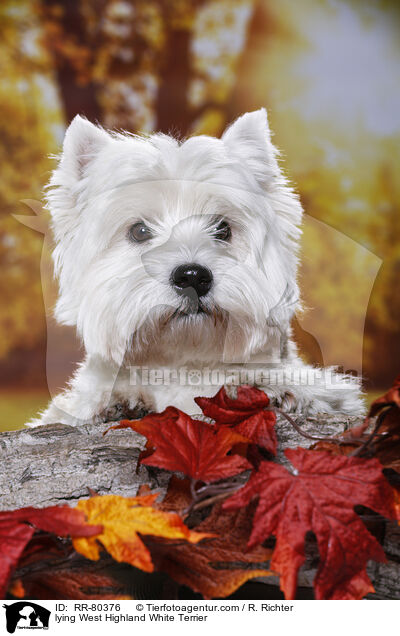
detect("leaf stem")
[190,488,241,512]
[350,410,389,457]
[273,408,343,443]
[185,477,246,516]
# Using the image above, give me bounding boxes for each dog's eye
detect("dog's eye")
[213,219,231,242]
[128,222,153,243]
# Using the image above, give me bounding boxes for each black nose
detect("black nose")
[171,263,213,298]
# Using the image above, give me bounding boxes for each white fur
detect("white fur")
[28,110,364,427]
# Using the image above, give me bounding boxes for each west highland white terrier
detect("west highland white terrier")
[29,109,364,426]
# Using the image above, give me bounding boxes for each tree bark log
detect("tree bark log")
[0,413,398,600]
[0,421,169,510]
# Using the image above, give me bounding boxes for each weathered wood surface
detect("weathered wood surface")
[0,421,170,510]
[0,413,398,600]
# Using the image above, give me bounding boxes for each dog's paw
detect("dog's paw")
[99,400,149,422]
[266,376,366,417]
[26,390,113,427]
[269,390,324,415]
[307,372,366,416]
[26,389,149,428]
[270,391,299,412]
[26,400,91,428]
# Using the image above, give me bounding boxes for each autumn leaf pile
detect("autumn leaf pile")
[2,380,400,601]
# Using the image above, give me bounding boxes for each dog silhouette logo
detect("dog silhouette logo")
[3,602,50,633]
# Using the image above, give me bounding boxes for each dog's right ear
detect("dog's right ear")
[47,117,112,303]
[58,115,111,184]
[47,116,111,238]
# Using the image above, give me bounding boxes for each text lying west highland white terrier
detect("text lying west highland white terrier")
[29,109,364,426]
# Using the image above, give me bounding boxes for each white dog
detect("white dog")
[29,109,364,427]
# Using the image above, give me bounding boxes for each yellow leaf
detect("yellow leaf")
[73,494,211,573]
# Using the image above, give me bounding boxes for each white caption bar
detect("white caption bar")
[1,599,398,635]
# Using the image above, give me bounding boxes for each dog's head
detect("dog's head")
[47,109,303,365]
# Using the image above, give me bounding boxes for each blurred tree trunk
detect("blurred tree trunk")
[225,0,271,124]
[154,0,207,136]
[155,26,192,135]
[41,0,103,123]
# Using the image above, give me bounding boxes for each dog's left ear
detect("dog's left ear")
[222,109,279,187]
[223,109,303,309]
[59,115,112,185]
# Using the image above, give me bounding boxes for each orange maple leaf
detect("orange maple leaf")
[72,494,211,573]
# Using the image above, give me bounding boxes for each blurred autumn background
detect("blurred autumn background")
[0,0,399,431]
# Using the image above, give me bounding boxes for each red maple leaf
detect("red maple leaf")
[195,386,277,454]
[0,506,102,598]
[223,448,395,600]
[111,406,251,483]
[312,375,400,472]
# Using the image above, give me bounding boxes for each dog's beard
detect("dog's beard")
[124,298,229,365]
[124,296,276,367]
[161,293,226,324]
